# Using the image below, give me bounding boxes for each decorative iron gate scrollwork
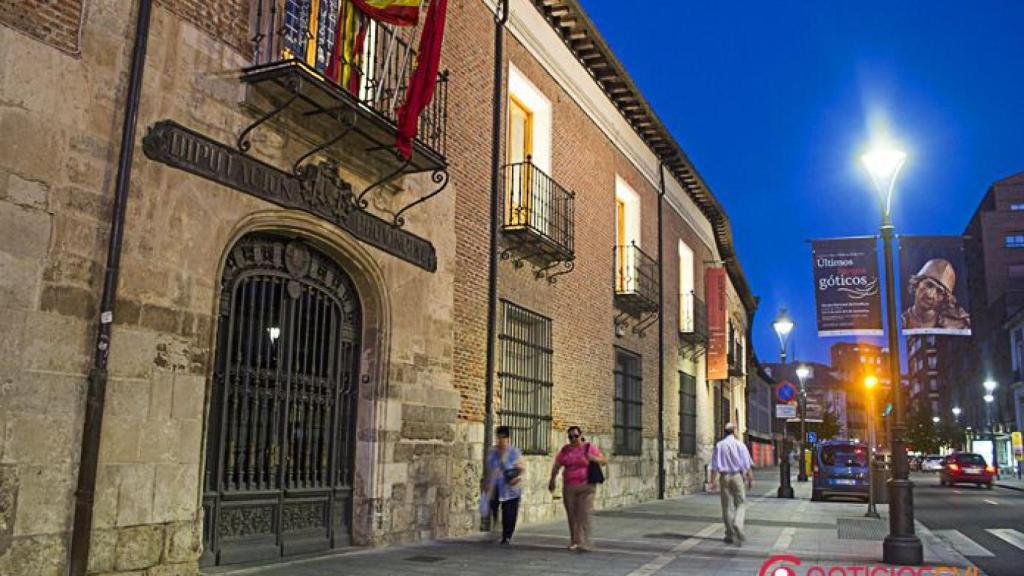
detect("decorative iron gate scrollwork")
[202,233,361,566]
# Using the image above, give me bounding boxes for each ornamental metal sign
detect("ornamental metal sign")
[142,120,437,272]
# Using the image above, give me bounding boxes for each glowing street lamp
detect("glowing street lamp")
[795,365,811,482]
[861,143,921,565]
[932,416,940,424]
[864,375,880,518]
[983,380,998,478]
[772,308,795,499]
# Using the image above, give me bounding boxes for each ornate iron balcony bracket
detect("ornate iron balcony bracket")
[237,76,301,153]
[633,312,660,337]
[291,109,359,175]
[535,259,575,284]
[357,158,410,209]
[393,168,450,227]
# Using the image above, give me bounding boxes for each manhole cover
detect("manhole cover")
[404,555,446,563]
[836,518,888,541]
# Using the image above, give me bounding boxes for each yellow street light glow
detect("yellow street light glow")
[864,375,878,389]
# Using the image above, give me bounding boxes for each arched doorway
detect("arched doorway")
[201,232,361,566]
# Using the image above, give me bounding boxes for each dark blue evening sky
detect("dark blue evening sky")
[580,0,1024,367]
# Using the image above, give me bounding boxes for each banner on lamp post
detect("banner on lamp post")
[811,238,883,337]
[706,267,728,380]
[898,236,972,336]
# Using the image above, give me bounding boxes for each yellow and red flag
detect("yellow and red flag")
[351,0,421,26]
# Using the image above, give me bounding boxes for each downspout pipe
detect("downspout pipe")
[69,1,153,573]
[481,0,509,530]
[657,163,666,499]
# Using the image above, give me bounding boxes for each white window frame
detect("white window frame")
[678,240,695,331]
[507,64,552,174]
[615,176,641,247]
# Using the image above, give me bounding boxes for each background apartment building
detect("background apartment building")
[0,1,758,575]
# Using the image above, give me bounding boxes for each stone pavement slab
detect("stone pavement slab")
[206,467,985,576]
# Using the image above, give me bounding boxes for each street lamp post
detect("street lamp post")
[773,309,795,499]
[861,146,923,565]
[984,380,998,478]
[865,376,880,518]
[952,407,962,450]
[796,365,811,482]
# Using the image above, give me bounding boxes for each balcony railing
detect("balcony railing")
[679,290,708,341]
[500,158,575,276]
[614,243,659,318]
[241,0,449,168]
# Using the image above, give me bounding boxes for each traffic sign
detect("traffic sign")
[775,380,797,403]
[807,431,818,444]
[775,404,797,419]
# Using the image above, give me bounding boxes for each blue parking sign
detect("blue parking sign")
[807,432,817,444]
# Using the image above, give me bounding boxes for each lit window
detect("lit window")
[615,177,641,291]
[1006,232,1024,248]
[505,65,552,230]
[1011,203,1024,211]
[679,241,695,331]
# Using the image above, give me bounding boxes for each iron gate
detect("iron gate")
[202,234,361,566]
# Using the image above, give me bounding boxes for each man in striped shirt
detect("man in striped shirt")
[709,422,754,546]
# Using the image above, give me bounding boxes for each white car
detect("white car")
[921,455,945,472]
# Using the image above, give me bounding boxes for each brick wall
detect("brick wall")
[156,0,250,55]
[0,0,85,54]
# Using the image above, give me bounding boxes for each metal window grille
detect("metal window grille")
[614,349,643,455]
[679,372,697,455]
[498,302,553,454]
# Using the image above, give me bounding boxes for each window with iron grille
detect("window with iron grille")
[498,301,553,454]
[614,349,643,455]
[679,371,697,455]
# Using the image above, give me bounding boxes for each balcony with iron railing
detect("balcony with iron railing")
[679,290,708,342]
[500,157,575,279]
[614,242,659,319]
[239,0,449,172]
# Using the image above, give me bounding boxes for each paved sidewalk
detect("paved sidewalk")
[207,467,983,576]
[995,471,1024,492]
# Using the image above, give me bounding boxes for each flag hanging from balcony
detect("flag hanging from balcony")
[351,0,422,26]
[395,0,447,159]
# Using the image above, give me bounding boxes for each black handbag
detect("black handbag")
[586,444,605,484]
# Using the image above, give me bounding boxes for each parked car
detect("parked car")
[939,453,995,488]
[921,455,945,472]
[910,455,924,471]
[811,440,870,502]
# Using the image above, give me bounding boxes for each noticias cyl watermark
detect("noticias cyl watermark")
[758,554,980,576]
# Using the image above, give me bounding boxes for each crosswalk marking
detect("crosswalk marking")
[625,523,719,576]
[772,526,795,551]
[933,530,995,557]
[987,529,1024,552]
[982,498,999,505]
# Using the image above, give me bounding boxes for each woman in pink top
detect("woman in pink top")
[548,426,607,551]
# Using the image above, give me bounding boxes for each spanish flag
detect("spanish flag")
[351,0,422,26]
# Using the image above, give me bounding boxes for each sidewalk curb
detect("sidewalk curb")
[995,482,1024,492]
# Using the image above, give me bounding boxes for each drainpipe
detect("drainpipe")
[481,0,509,530]
[657,163,666,499]
[69,1,153,574]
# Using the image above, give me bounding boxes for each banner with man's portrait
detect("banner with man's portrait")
[898,236,972,336]
[811,238,883,336]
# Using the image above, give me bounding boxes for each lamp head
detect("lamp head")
[983,394,995,404]
[951,407,962,416]
[772,309,794,339]
[983,379,997,393]
[795,365,811,381]
[861,147,906,218]
[864,375,878,389]
[932,416,940,424]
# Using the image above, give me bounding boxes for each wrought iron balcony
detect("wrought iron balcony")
[500,158,575,282]
[614,242,659,321]
[239,0,449,174]
[679,291,708,358]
